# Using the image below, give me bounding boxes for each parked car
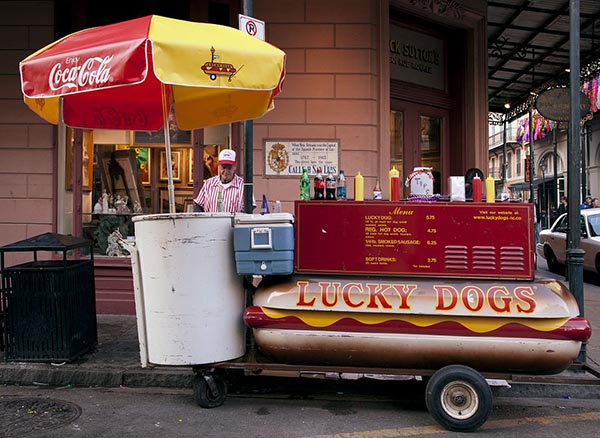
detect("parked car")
[536,209,600,274]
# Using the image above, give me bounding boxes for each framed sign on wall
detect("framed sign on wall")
[264,140,340,176]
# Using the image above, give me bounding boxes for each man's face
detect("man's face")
[218,164,236,183]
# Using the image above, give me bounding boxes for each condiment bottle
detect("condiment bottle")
[325,172,336,200]
[300,167,310,200]
[354,171,364,201]
[390,171,400,202]
[314,168,325,200]
[472,175,483,202]
[217,190,224,212]
[372,177,382,200]
[485,175,495,203]
[337,170,347,200]
[389,166,399,199]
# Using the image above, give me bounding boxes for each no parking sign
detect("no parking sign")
[239,14,265,41]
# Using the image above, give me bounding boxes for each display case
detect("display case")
[294,201,534,280]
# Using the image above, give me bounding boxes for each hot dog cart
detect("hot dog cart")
[127,200,592,432]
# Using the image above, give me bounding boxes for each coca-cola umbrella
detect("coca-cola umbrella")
[19,15,286,212]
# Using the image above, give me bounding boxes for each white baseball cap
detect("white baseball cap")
[218,149,236,165]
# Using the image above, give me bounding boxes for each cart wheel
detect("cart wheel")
[193,372,227,408]
[425,365,492,432]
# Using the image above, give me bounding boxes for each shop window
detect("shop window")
[63,128,225,256]
[83,143,196,256]
[390,110,403,180]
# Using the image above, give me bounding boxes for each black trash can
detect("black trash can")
[0,233,97,362]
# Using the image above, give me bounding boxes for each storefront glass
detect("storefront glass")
[64,128,225,256]
[390,110,403,180]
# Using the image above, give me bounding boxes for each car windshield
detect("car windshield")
[587,213,600,237]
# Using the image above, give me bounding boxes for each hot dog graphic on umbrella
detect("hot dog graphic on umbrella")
[202,46,243,81]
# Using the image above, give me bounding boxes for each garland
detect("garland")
[407,193,442,202]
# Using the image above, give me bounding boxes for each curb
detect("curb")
[0,363,193,389]
[495,382,600,399]
[3,362,600,400]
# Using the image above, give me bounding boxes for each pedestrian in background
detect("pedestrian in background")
[581,195,593,209]
[557,196,568,216]
[593,198,600,208]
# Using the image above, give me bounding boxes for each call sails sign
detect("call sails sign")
[389,25,445,90]
[265,140,339,176]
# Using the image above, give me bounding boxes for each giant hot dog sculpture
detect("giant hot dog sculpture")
[244,275,591,374]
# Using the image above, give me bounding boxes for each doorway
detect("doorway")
[390,101,449,197]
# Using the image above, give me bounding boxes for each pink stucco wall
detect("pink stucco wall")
[0,1,56,266]
[252,0,381,211]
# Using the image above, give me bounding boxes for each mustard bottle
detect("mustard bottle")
[485,175,495,203]
[354,171,364,201]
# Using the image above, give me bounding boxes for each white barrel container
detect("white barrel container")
[131,213,245,366]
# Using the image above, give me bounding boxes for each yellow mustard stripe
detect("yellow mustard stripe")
[260,307,570,334]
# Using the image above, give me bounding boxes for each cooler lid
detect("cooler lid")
[234,213,294,225]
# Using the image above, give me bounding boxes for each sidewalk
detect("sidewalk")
[0,315,193,389]
[1,276,600,398]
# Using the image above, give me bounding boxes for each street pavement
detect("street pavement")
[1,268,600,399]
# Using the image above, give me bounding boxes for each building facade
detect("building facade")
[488,111,600,230]
[1,0,489,314]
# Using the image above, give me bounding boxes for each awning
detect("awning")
[488,1,600,120]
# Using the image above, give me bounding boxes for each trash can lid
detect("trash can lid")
[0,232,92,253]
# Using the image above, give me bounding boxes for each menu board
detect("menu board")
[294,201,534,280]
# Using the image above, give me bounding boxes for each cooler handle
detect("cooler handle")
[251,227,272,249]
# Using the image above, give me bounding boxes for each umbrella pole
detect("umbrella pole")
[162,84,176,214]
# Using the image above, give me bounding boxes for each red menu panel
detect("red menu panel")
[294,201,534,280]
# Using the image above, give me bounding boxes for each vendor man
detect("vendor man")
[194,149,245,213]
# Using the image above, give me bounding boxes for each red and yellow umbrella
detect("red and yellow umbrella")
[19,15,286,211]
[20,14,286,130]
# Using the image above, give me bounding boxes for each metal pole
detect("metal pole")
[502,118,507,183]
[567,0,585,363]
[586,125,591,196]
[541,165,545,227]
[553,128,558,212]
[529,108,535,205]
[581,128,587,201]
[243,0,254,213]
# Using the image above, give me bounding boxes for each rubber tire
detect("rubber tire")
[425,365,493,432]
[545,246,560,274]
[193,372,227,408]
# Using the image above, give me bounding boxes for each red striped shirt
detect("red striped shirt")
[194,174,245,213]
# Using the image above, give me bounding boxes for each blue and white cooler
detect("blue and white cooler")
[233,213,294,276]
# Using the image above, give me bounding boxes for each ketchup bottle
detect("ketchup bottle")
[472,175,483,202]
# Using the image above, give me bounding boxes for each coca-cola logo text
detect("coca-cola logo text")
[49,55,113,91]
